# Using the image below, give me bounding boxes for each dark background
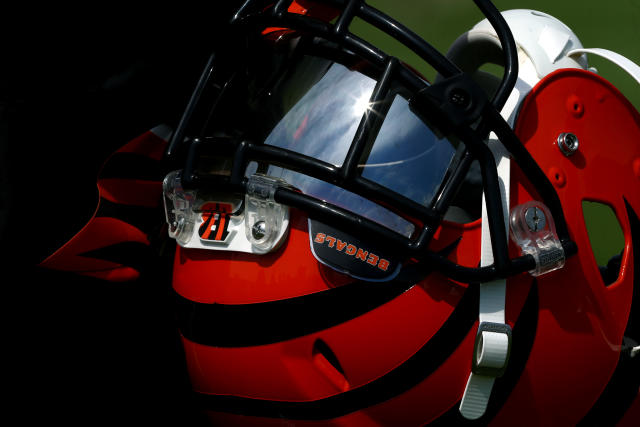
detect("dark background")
[1,6,240,425]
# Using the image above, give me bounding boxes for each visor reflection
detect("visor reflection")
[360,95,457,207]
[264,60,377,167]
[247,162,416,238]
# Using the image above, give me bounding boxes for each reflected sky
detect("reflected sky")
[264,165,417,238]
[361,95,456,207]
[264,63,376,167]
[259,60,457,237]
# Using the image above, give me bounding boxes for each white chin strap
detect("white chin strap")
[459,139,511,420]
[568,48,640,86]
[456,55,533,419]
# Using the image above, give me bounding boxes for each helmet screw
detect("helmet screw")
[449,88,470,108]
[251,221,267,240]
[524,206,546,232]
[557,132,579,156]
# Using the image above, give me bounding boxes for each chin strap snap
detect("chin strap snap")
[459,140,511,420]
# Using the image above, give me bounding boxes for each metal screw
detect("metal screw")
[525,207,546,232]
[557,132,579,156]
[449,88,470,108]
[251,221,267,240]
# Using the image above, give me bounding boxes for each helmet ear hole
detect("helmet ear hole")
[582,201,625,286]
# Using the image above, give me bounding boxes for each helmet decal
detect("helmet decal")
[198,203,234,242]
[309,219,400,281]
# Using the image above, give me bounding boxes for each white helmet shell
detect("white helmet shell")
[446,9,588,80]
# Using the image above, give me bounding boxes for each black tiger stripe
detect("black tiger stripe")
[216,213,231,241]
[198,211,216,239]
[176,239,461,347]
[191,282,538,422]
[176,264,428,347]
[190,283,479,419]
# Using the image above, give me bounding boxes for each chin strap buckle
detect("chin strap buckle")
[459,322,512,419]
[459,282,512,420]
[472,322,512,378]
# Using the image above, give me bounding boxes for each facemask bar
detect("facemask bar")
[165,0,577,283]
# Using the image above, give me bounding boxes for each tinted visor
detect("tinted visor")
[199,37,461,237]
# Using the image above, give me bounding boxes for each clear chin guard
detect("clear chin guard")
[163,171,291,254]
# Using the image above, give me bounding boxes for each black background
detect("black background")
[2,5,242,425]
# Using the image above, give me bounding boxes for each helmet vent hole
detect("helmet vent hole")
[313,339,345,374]
[312,339,349,391]
[582,201,625,286]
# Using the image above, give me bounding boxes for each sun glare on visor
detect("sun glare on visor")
[251,55,458,235]
[263,60,377,167]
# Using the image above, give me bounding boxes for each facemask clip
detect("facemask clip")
[163,170,196,246]
[245,174,291,252]
[510,201,565,276]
